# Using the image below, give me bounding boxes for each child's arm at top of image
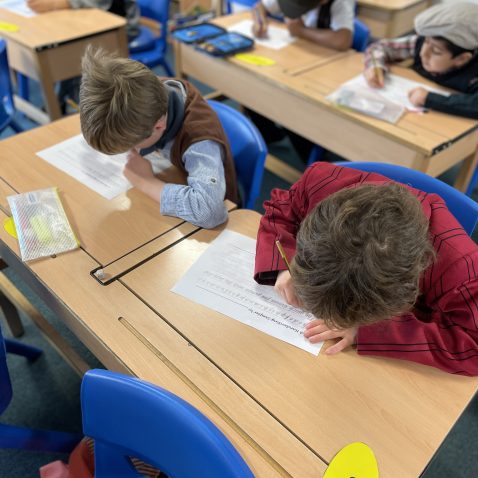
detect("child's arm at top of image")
[363,35,418,88]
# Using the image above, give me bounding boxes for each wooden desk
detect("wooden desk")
[0,121,326,476]
[175,15,478,191]
[121,211,478,478]
[357,0,432,38]
[0,115,235,281]
[0,8,128,122]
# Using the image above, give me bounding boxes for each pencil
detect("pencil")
[275,240,291,273]
[370,52,383,86]
[66,98,79,112]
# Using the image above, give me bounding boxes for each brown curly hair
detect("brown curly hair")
[290,183,435,329]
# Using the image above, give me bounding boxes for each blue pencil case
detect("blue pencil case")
[196,32,254,57]
[172,23,227,44]
[173,22,254,57]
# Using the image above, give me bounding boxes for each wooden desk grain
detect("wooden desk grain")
[122,209,478,478]
[0,205,327,477]
[0,8,128,121]
[357,0,432,38]
[0,116,234,271]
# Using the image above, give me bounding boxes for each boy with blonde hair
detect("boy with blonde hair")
[254,162,478,376]
[80,47,239,228]
[363,2,478,118]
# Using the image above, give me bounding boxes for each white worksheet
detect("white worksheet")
[333,73,450,112]
[228,19,296,50]
[172,230,323,355]
[36,135,131,200]
[0,0,36,17]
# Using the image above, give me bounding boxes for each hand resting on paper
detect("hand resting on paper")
[304,319,358,355]
[124,149,164,202]
[275,270,300,308]
[408,87,429,107]
[285,17,305,38]
[364,67,385,89]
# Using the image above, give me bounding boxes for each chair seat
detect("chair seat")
[128,25,156,54]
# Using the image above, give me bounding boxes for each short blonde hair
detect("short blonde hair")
[79,46,168,154]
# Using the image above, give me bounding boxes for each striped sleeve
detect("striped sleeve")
[357,253,478,376]
[364,35,418,71]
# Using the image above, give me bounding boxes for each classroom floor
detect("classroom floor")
[1,56,478,478]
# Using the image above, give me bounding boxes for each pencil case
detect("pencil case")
[172,22,227,44]
[7,187,79,262]
[173,22,254,57]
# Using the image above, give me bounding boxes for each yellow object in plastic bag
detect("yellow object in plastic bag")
[324,442,379,478]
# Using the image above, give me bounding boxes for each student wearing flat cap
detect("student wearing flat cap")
[364,2,478,119]
[253,0,354,51]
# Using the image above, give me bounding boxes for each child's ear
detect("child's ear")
[453,51,473,69]
[154,115,167,130]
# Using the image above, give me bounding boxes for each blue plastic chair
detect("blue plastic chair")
[465,167,478,197]
[81,369,255,478]
[0,322,81,452]
[307,18,370,166]
[208,100,267,209]
[336,161,478,235]
[129,0,174,76]
[0,40,22,134]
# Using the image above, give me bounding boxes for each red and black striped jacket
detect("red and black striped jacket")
[254,162,478,375]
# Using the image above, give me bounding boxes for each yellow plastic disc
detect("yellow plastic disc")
[324,442,379,478]
[3,217,18,239]
[234,53,276,66]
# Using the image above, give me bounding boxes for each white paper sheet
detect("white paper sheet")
[0,0,36,17]
[36,135,132,200]
[336,73,450,112]
[172,230,322,355]
[228,19,296,50]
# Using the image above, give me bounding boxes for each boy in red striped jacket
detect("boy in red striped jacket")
[254,162,478,375]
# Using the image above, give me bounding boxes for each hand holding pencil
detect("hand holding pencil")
[364,53,385,89]
[251,3,268,39]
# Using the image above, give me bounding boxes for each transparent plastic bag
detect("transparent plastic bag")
[327,84,405,124]
[7,187,79,262]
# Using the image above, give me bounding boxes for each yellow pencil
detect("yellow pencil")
[371,52,383,86]
[275,240,291,273]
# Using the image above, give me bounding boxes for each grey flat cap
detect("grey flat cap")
[415,2,478,51]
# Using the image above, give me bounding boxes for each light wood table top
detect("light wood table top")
[0,116,235,277]
[0,7,126,49]
[121,210,478,478]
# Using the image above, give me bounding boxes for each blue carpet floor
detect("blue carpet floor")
[1,56,478,478]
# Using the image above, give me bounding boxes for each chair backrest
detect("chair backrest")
[137,0,170,44]
[336,162,478,235]
[0,323,13,415]
[352,18,370,52]
[0,39,16,133]
[208,100,267,209]
[81,369,255,478]
[226,0,257,14]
